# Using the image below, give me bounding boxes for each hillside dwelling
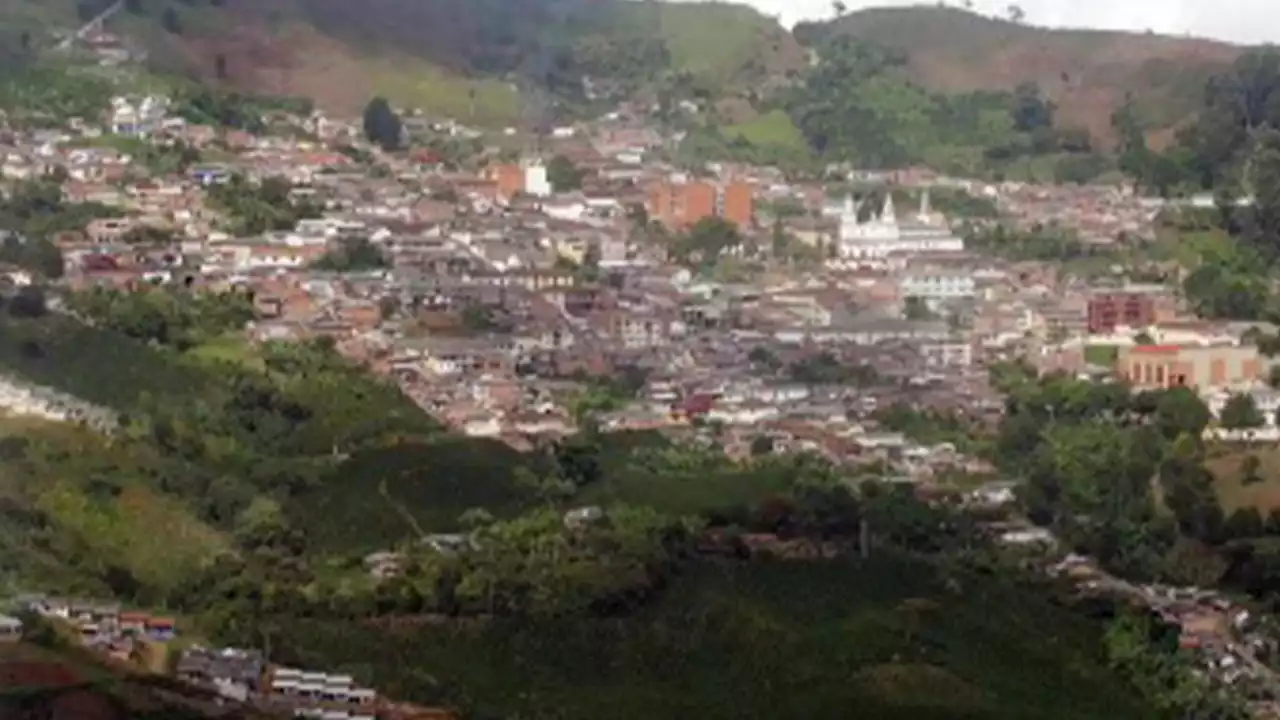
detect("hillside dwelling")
[145,617,176,641]
[997,527,1056,547]
[70,600,120,624]
[564,506,605,530]
[272,677,300,698]
[176,646,265,701]
[0,614,22,642]
[119,611,149,634]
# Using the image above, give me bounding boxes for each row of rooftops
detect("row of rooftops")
[175,644,378,715]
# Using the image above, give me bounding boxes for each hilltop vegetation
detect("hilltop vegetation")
[74,0,803,125]
[2,0,1259,172]
[799,6,1239,148]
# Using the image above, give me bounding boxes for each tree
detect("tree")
[1112,95,1153,189]
[161,7,183,34]
[750,436,775,456]
[1220,393,1265,429]
[1153,387,1211,441]
[311,236,390,272]
[673,217,742,269]
[123,0,143,13]
[362,97,402,151]
[831,1,847,15]
[546,155,583,192]
[8,286,47,318]
[1006,4,1025,22]
[1011,82,1054,132]
[1160,434,1223,543]
[903,296,933,320]
[458,507,495,532]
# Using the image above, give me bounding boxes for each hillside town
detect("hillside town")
[2,77,1272,478]
[8,13,1280,720]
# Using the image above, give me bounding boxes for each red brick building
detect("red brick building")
[720,181,754,229]
[1087,292,1155,334]
[647,179,754,231]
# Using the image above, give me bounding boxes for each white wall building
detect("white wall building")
[827,190,964,262]
[524,163,552,198]
[899,271,976,302]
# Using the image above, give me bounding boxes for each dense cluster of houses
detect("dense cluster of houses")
[7,593,390,719]
[14,595,176,663]
[3,76,1276,488]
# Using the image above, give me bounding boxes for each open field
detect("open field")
[1207,445,1280,513]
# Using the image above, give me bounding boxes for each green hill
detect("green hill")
[799,5,1241,148]
[2,1,1251,146]
[274,557,1160,720]
[62,0,804,125]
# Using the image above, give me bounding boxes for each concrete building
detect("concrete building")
[1117,344,1264,391]
[899,270,976,303]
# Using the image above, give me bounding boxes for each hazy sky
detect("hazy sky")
[688,0,1280,45]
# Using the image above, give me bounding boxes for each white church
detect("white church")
[826,189,964,266]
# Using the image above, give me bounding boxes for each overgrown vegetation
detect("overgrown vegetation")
[0,177,123,278]
[271,557,1160,720]
[206,174,322,235]
[777,36,1108,178]
[312,237,389,272]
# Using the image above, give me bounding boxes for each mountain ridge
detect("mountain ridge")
[1,2,1259,152]
[798,5,1244,147]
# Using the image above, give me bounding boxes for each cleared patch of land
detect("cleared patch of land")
[1207,445,1280,513]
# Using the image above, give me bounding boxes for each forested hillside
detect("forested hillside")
[797,6,1240,148]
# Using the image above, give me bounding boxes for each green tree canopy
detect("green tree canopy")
[362,97,403,152]
[546,155,583,192]
[1219,393,1265,429]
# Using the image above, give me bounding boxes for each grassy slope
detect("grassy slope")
[0,317,228,597]
[606,1,806,84]
[1208,446,1280,513]
[288,438,540,554]
[110,0,521,124]
[817,6,1241,147]
[724,108,809,154]
[276,556,1157,720]
[101,0,803,125]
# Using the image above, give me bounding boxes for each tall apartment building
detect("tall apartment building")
[647,179,754,230]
